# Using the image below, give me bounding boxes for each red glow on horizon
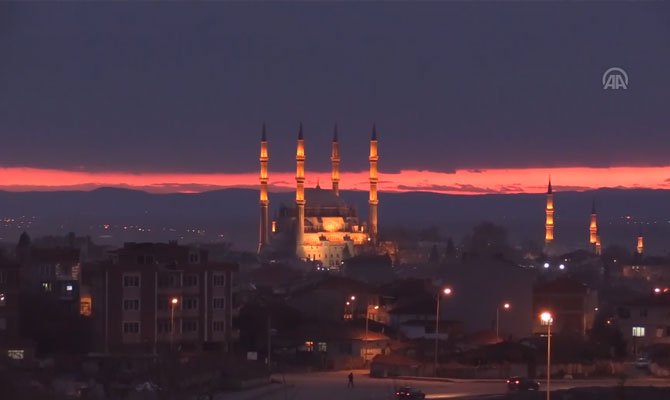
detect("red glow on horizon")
[0,166,669,194]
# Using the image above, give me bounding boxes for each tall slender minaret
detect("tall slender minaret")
[637,232,644,256]
[545,177,554,247]
[589,199,598,247]
[331,124,340,196]
[258,123,269,253]
[295,123,306,258]
[369,124,379,245]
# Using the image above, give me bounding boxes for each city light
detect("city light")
[171,297,179,305]
[654,288,661,294]
[543,262,550,268]
[443,288,452,295]
[503,303,510,309]
[559,264,565,270]
[540,312,553,324]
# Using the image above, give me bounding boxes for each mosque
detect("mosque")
[258,123,379,267]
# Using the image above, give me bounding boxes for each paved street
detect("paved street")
[219,370,670,400]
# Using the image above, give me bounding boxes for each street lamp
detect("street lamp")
[496,302,511,338]
[170,297,179,351]
[434,287,452,375]
[364,305,379,362]
[540,311,553,400]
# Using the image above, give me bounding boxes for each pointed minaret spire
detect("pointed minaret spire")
[331,123,341,197]
[545,175,554,249]
[258,123,270,253]
[369,123,379,245]
[295,123,306,258]
[589,198,598,246]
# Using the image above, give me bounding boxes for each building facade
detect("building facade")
[532,277,598,337]
[98,242,237,354]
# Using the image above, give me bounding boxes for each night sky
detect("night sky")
[1,2,669,193]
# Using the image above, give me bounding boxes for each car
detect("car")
[395,386,426,400]
[506,377,540,391]
[635,357,651,369]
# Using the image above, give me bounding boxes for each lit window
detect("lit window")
[0,293,5,307]
[42,282,52,292]
[317,342,327,352]
[632,327,645,337]
[66,285,73,292]
[7,350,24,360]
[303,341,314,352]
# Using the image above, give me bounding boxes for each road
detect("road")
[219,370,670,400]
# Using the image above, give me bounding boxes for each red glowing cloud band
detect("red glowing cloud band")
[1,166,669,194]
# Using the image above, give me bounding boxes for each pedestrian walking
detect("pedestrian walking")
[348,372,354,388]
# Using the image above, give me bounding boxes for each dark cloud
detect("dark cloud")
[0,3,668,174]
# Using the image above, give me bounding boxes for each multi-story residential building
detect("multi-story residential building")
[0,259,21,355]
[617,292,670,355]
[532,277,598,337]
[97,242,237,354]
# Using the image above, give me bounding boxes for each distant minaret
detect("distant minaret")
[295,123,306,258]
[369,124,379,245]
[589,200,598,247]
[637,232,644,256]
[545,177,554,247]
[258,124,270,253]
[331,124,340,196]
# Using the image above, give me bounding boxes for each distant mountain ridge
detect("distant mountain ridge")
[0,187,669,254]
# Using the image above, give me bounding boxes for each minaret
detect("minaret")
[589,200,598,247]
[595,228,602,256]
[637,232,644,256]
[369,124,379,245]
[331,124,340,196]
[258,124,270,253]
[295,123,306,258]
[544,177,554,247]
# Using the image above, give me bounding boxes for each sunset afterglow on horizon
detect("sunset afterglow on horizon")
[1,166,669,195]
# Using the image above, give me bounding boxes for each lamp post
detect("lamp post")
[434,287,452,375]
[365,304,379,362]
[170,297,179,351]
[496,302,510,338]
[540,311,553,400]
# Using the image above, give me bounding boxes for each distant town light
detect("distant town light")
[350,295,356,301]
[66,285,73,291]
[503,303,510,309]
[559,264,565,270]
[654,288,661,294]
[443,288,452,295]
[543,262,550,269]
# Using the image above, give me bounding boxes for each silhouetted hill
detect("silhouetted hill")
[0,187,669,254]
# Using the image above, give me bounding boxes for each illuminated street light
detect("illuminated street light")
[654,288,661,294]
[350,295,356,301]
[434,286,453,375]
[496,302,511,338]
[170,297,179,351]
[559,264,565,270]
[543,262,550,269]
[540,312,553,400]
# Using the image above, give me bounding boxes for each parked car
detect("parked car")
[395,386,426,400]
[506,377,540,391]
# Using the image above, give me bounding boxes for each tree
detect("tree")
[468,222,512,259]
